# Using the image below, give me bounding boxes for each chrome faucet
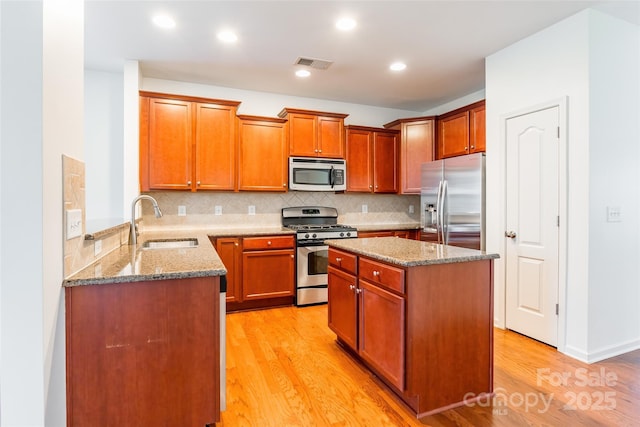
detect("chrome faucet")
[129,195,163,245]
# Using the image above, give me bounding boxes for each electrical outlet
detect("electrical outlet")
[607,206,622,222]
[66,209,83,240]
[409,205,415,214]
[361,204,368,214]
[248,205,256,215]
[214,205,223,215]
[178,205,187,216]
[94,239,102,256]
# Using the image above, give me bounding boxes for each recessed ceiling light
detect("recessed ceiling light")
[390,62,407,71]
[152,14,176,29]
[217,30,238,43]
[295,69,311,78]
[336,17,357,31]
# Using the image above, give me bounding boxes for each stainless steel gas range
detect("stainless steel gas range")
[282,206,357,306]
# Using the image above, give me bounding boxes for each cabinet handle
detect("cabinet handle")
[267,241,272,245]
[291,254,294,259]
[187,181,192,186]
[318,149,322,153]
[234,243,239,246]
[369,185,373,189]
[197,181,201,186]
[355,288,362,294]
[314,149,319,153]
[349,284,356,291]
[373,270,380,277]
[283,183,287,187]
[470,145,475,149]
[335,257,342,262]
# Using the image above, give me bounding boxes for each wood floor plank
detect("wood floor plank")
[219,305,639,427]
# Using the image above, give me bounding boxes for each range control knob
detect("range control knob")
[346,232,352,237]
[312,233,317,238]
[340,232,345,237]
[304,233,310,239]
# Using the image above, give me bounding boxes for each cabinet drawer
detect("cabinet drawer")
[329,248,357,275]
[359,258,405,295]
[243,235,294,250]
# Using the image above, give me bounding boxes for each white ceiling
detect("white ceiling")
[84,0,640,112]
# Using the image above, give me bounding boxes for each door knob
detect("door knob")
[505,231,517,239]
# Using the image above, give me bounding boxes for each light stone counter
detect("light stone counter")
[63,226,295,287]
[352,222,421,232]
[325,236,498,267]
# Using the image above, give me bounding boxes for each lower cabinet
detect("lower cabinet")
[328,248,406,391]
[215,234,295,311]
[65,277,220,426]
[358,229,418,240]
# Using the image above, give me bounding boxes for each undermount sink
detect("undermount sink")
[141,238,199,250]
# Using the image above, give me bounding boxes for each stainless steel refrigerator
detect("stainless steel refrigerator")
[420,153,485,250]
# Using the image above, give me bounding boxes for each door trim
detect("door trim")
[500,97,568,353]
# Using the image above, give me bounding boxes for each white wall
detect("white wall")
[85,69,124,232]
[586,11,640,359]
[0,0,84,425]
[142,78,420,128]
[486,9,640,362]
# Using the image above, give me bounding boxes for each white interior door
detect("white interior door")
[505,106,559,346]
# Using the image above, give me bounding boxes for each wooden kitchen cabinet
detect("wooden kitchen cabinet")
[345,125,399,193]
[384,116,435,194]
[237,115,289,192]
[328,249,406,391]
[214,237,242,303]
[358,230,418,240]
[278,108,348,158]
[436,100,485,159]
[66,277,220,426]
[216,234,296,312]
[242,236,295,300]
[139,92,240,191]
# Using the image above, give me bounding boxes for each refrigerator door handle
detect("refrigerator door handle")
[435,180,444,244]
[440,180,448,245]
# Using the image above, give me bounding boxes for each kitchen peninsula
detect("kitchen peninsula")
[326,237,498,417]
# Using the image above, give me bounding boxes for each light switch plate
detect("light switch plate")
[214,205,223,216]
[409,205,415,214]
[248,205,256,215]
[361,204,368,214]
[66,209,83,240]
[607,206,622,222]
[178,205,187,216]
[94,239,102,256]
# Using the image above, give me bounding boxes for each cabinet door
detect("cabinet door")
[400,119,434,194]
[328,266,358,350]
[317,116,344,158]
[437,111,469,159]
[242,249,294,300]
[195,103,237,190]
[145,98,193,190]
[238,118,288,191]
[215,237,242,303]
[470,104,486,153]
[358,280,406,391]
[346,128,372,192]
[373,131,398,193]
[288,113,317,157]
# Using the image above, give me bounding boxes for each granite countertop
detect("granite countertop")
[353,222,421,232]
[325,236,499,267]
[63,226,295,287]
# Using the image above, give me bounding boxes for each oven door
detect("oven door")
[296,244,329,305]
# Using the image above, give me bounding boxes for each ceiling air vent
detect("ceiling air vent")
[294,57,334,70]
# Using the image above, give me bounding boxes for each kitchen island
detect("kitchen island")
[325,237,499,418]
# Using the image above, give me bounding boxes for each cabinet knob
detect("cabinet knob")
[283,183,287,187]
[197,181,201,186]
[335,257,342,262]
[267,241,272,245]
[318,149,322,153]
[355,288,362,294]
[314,149,319,153]
[235,243,239,247]
[349,284,356,291]
[470,145,475,149]
[187,181,192,186]
[373,270,380,277]
[369,185,373,189]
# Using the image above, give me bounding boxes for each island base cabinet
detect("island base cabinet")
[65,277,220,427]
[359,280,405,391]
[327,266,358,350]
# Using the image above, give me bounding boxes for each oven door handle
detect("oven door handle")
[297,240,329,247]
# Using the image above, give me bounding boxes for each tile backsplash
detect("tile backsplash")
[140,191,420,229]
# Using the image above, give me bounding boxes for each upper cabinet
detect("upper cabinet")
[139,92,240,192]
[346,125,399,193]
[237,115,289,192]
[436,100,485,159]
[278,108,348,158]
[384,116,435,194]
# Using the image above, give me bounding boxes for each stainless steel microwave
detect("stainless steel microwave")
[289,157,346,192]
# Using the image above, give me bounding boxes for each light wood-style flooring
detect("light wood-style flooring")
[219,305,640,426]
